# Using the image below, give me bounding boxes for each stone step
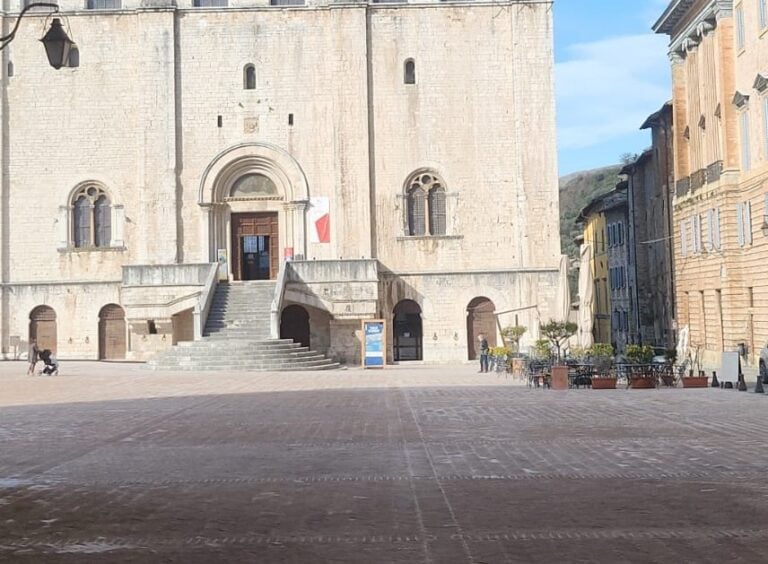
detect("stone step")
[147,363,340,372]
[158,351,323,362]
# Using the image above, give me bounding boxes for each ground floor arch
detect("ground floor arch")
[393,299,423,361]
[280,304,310,348]
[99,304,126,360]
[467,297,496,360]
[29,305,57,354]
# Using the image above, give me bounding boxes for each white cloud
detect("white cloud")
[556,33,671,150]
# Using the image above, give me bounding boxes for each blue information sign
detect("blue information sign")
[363,320,386,368]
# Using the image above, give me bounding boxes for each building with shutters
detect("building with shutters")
[0,0,563,364]
[654,0,768,371]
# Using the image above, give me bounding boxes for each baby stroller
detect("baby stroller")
[39,349,59,375]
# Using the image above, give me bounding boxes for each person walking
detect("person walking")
[478,333,490,373]
[27,340,39,376]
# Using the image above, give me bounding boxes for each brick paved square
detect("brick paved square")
[2,361,768,562]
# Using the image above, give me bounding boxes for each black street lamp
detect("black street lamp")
[0,3,75,69]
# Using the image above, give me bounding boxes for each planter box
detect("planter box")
[550,366,569,390]
[591,377,617,389]
[629,376,655,389]
[682,376,708,388]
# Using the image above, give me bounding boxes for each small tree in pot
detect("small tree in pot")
[501,325,527,354]
[540,320,577,364]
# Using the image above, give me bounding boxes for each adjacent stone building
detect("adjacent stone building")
[655,0,768,371]
[622,103,676,351]
[0,0,563,364]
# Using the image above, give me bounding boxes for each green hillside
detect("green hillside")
[559,164,623,260]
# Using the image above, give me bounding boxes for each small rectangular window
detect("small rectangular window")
[86,0,120,8]
[270,0,305,5]
[193,0,227,6]
[736,4,746,50]
[761,0,768,29]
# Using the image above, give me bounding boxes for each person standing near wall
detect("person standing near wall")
[27,340,39,376]
[478,333,490,373]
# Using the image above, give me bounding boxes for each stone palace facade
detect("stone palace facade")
[0,0,563,364]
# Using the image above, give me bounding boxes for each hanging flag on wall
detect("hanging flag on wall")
[309,197,331,243]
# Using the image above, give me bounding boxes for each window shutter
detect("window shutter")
[737,204,745,247]
[761,0,768,29]
[763,97,768,161]
[714,208,721,250]
[680,220,687,257]
[428,187,446,236]
[736,5,746,49]
[94,196,111,247]
[407,188,426,236]
[706,210,714,251]
[741,111,751,171]
[745,201,753,245]
[74,197,91,248]
[693,215,702,253]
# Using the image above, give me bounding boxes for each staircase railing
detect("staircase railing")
[270,261,290,338]
[194,262,220,340]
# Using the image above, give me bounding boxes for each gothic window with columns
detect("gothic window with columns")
[405,171,447,236]
[71,185,112,248]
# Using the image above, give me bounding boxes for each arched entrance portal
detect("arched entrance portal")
[29,306,57,354]
[393,300,423,361]
[198,144,310,280]
[280,305,310,348]
[467,297,496,360]
[99,304,126,360]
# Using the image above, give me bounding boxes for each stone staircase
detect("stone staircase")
[147,281,339,371]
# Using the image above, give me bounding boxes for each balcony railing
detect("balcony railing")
[690,169,707,193]
[707,160,723,184]
[675,176,690,197]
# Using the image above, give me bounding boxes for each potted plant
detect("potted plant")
[590,343,616,389]
[682,369,708,388]
[540,320,578,364]
[488,345,512,373]
[501,325,527,354]
[626,344,655,388]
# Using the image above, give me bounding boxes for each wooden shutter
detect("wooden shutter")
[713,209,721,250]
[408,188,426,236]
[74,196,91,247]
[737,204,745,247]
[94,196,111,247]
[744,201,753,245]
[693,215,702,253]
[680,220,687,257]
[428,187,446,235]
[740,110,751,171]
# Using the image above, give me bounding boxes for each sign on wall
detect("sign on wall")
[362,319,386,369]
[217,249,228,281]
[308,197,330,244]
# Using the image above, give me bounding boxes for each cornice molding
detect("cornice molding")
[733,91,750,108]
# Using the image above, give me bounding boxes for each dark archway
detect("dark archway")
[280,305,310,348]
[393,300,422,361]
[29,306,57,355]
[99,304,126,360]
[467,297,496,360]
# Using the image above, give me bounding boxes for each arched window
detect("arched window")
[71,185,111,248]
[407,186,426,236]
[243,64,256,90]
[404,59,415,85]
[405,171,447,237]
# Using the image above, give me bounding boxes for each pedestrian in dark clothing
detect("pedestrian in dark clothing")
[478,333,490,373]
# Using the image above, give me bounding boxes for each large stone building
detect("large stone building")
[655,0,768,372]
[0,0,563,364]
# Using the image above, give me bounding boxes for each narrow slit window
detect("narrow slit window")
[404,59,415,85]
[244,64,256,90]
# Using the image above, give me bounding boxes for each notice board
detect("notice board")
[362,319,386,369]
[720,351,741,383]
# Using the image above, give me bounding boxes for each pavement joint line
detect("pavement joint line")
[12,470,765,489]
[4,528,768,553]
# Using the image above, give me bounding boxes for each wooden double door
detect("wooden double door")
[231,213,279,281]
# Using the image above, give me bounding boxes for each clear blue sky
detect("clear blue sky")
[555,0,671,175]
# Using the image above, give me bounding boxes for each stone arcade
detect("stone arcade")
[0,0,563,364]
